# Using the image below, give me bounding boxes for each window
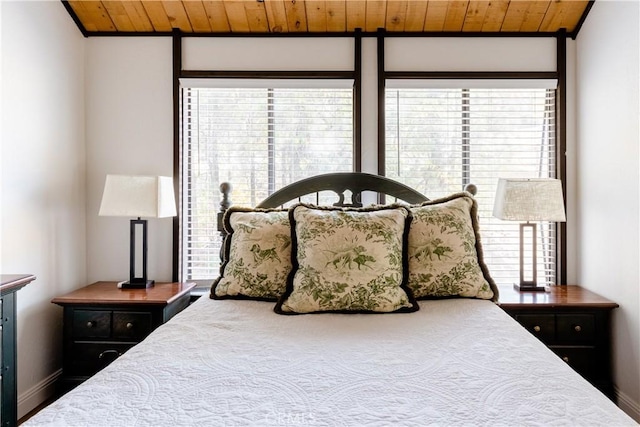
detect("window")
[385,86,557,286]
[181,85,354,281]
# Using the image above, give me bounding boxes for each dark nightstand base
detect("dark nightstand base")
[53,281,195,388]
[499,285,618,402]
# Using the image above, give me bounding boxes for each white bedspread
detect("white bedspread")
[26,297,636,426]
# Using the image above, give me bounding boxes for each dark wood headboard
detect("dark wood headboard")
[217,172,477,235]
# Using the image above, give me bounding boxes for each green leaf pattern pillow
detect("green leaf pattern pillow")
[212,208,291,301]
[408,193,497,300]
[275,204,418,314]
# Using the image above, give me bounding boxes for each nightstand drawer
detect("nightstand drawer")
[68,342,135,376]
[113,311,152,340]
[556,314,595,343]
[551,346,596,379]
[72,310,111,338]
[516,314,556,342]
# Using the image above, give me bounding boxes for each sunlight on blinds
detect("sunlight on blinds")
[385,88,557,286]
[181,87,354,280]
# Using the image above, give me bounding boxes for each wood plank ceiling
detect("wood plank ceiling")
[65,0,592,37]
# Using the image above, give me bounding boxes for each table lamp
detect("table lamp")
[493,178,566,292]
[99,175,177,289]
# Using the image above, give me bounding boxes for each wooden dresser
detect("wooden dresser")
[52,281,195,390]
[1,274,35,427]
[499,285,618,400]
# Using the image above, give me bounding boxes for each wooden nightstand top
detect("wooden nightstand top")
[52,281,196,306]
[498,285,619,309]
[1,274,36,296]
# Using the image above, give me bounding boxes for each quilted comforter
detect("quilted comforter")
[26,296,636,426]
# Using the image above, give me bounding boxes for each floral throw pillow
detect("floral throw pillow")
[275,204,419,314]
[211,207,291,301]
[407,193,498,301]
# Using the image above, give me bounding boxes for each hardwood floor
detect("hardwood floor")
[18,394,60,425]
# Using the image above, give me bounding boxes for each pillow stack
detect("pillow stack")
[212,192,498,314]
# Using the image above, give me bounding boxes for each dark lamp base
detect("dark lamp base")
[513,283,549,292]
[118,279,155,289]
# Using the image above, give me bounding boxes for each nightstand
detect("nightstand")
[52,281,195,390]
[499,285,618,401]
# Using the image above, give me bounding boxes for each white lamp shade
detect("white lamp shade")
[99,175,177,218]
[493,178,566,222]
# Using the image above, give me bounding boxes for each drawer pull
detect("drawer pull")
[126,322,134,330]
[562,356,570,363]
[533,325,541,332]
[98,350,122,359]
[86,321,95,328]
[574,325,582,332]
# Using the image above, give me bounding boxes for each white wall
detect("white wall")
[575,0,640,421]
[183,37,354,70]
[85,37,174,284]
[384,37,555,71]
[1,0,86,418]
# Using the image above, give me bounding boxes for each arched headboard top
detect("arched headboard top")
[216,172,477,235]
[256,172,429,208]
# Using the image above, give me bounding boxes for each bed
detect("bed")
[26,173,636,426]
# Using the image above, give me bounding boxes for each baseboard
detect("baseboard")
[616,386,640,423]
[17,369,62,420]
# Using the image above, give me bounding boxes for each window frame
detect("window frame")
[378,69,566,286]
[172,32,363,282]
[179,84,358,281]
[382,85,559,286]
[171,32,567,285]
[376,22,567,285]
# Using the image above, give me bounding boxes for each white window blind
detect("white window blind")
[181,87,354,280]
[385,87,557,286]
